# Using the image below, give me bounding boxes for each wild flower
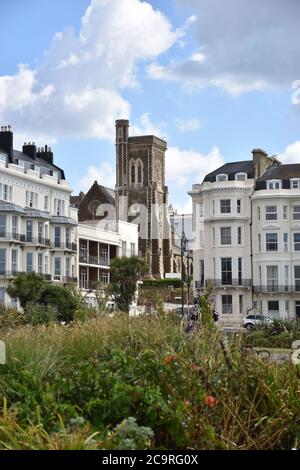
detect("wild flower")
[204,395,219,407]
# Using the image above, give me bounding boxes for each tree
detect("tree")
[6,272,47,308]
[109,256,148,313]
[39,284,79,323]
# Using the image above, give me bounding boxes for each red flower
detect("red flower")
[189,363,200,371]
[164,354,176,365]
[204,395,219,407]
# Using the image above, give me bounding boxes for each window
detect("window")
[66,258,71,277]
[284,265,289,291]
[0,215,6,237]
[220,199,231,214]
[221,258,232,285]
[38,254,43,274]
[45,224,49,241]
[238,258,242,285]
[237,227,242,245]
[237,199,241,214]
[55,227,61,248]
[122,241,127,256]
[130,243,135,256]
[293,206,300,220]
[130,163,135,185]
[212,200,215,215]
[0,184,12,202]
[283,206,288,220]
[26,191,37,208]
[44,256,49,275]
[284,233,289,252]
[268,301,279,319]
[0,249,6,275]
[258,234,261,252]
[11,249,17,275]
[0,288,5,305]
[26,220,33,242]
[266,206,277,220]
[66,228,70,246]
[266,233,278,251]
[236,173,247,181]
[220,227,231,245]
[44,195,49,211]
[257,207,261,221]
[212,227,216,246]
[26,253,33,273]
[54,257,61,277]
[222,295,233,314]
[259,266,262,287]
[216,174,227,182]
[101,272,109,284]
[285,300,290,320]
[212,258,216,279]
[38,222,43,243]
[295,266,300,292]
[291,179,300,189]
[200,259,204,286]
[294,234,300,251]
[12,216,18,237]
[267,266,278,292]
[137,162,142,184]
[0,153,6,164]
[239,295,244,314]
[54,198,65,216]
[267,180,281,190]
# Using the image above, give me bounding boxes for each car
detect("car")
[242,314,273,329]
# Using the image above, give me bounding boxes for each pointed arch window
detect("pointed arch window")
[137,159,142,184]
[131,162,135,184]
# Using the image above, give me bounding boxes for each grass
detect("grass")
[0,313,299,450]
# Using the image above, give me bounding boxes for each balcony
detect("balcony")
[206,279,252,288]
[0,233,25,243]
[254,285,300,294]
[79,280,109,290]
[0,271,52,280]
[52,275,78,283]
[24,236,51,247]
[79,254,109,266]
[51,242,77,252]
[195,280,204,289]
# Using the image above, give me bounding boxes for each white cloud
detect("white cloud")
[166,145,224,188]
[175,118,201,132]
[0,0,182,143]
[131,113,167,139]
[149,0,300,95]
[80,161,116,191]
[278,141,300,164]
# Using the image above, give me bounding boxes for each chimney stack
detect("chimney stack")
[22,142,37,159]
[252,148,279,179]
[37,144,54,165]
[0,125,13,160]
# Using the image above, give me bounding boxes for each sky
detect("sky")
[1,0,300,212]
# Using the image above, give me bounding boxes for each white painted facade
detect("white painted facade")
[0,148,78,306]
[78,219,139,308]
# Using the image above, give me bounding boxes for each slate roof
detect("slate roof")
[203,160,254,182]
[257,163,300,181]
[24,209,50,219]
[0,202,25,214]
[12,149,65,180]
[50,216,77,226]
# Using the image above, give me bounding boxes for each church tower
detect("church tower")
[115,119,172,278]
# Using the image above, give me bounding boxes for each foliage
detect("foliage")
[109,256,148,312]
[245,319,300,348]
[24,302,58,326]
[0,305,25,330]
[38,285,79,323]
[6,273,47,308]
[0,315,299,450]
[142,278,182,289]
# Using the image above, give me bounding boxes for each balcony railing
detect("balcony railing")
[52,275,78,283]
[195,280,205,289]
[79,280,109,290]
[254,285,300,294]
[206,279,252,288]
[79,254,109,266]
[51,242,77,251]
[0,233,25,243]
[24,236,51,246]
[0,271,52,280]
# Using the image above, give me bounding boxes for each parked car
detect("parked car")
[242,314,273,329]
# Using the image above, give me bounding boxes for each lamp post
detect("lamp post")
[181,217,187,318]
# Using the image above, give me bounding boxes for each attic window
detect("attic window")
[235,172,247,181]
[267,180,281,190]
[216,174,227,182]
[0,153,6,163]
[291,179,300,189]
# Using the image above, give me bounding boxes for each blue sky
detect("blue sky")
[1,0,300,211]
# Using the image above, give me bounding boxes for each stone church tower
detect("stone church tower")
[115,119,172,278]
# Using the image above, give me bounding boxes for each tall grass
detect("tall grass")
[0,313,299,450]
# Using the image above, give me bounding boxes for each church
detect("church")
[71,119,175,278]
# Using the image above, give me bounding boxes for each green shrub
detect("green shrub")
[0,304,25,330]
[24,302,58,326]
[142,278,182,288]
[39,285,79,323]
[245,319,300,348]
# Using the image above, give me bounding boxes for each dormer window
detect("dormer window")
[291,179,300,189]
[0,153,6,164]
[267,180,281,190]
[235,172,247,181]
[216,174,228,182]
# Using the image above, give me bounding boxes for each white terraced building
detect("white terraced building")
[0,125,78,306]
[189,148,300,321]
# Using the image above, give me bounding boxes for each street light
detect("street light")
[181,217,187,318]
